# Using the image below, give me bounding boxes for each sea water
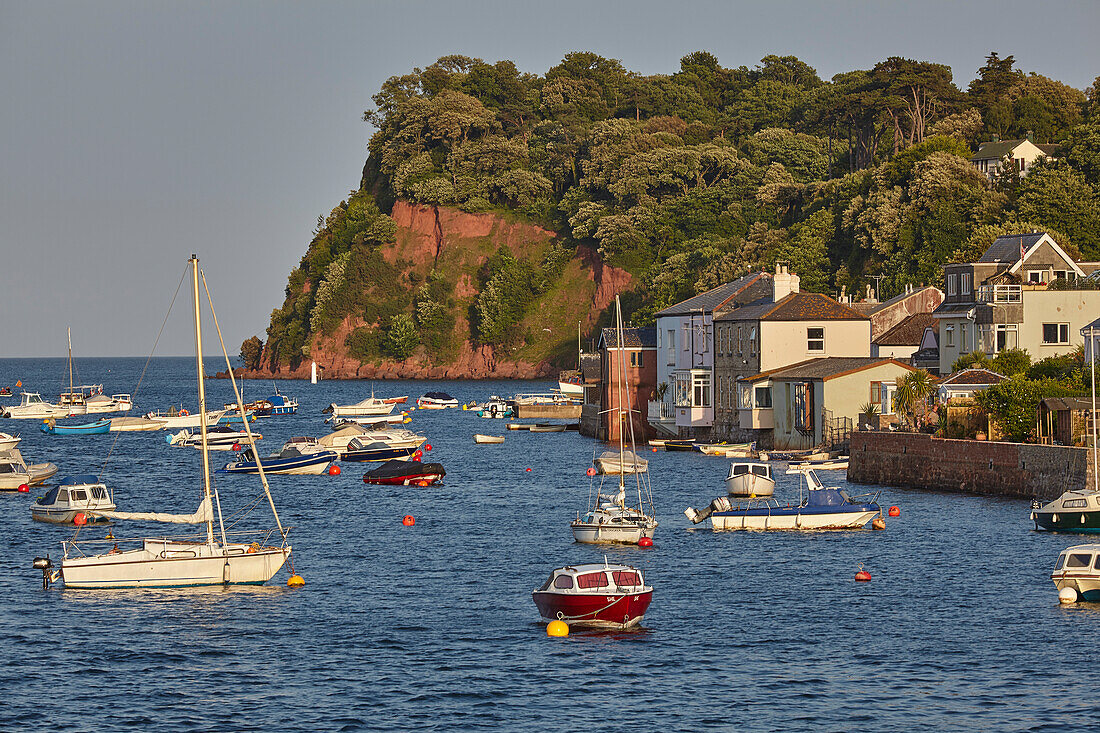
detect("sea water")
[1,357,1097,731]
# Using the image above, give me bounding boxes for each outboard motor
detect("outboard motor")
[33,556,54,590]
[684,496,732,524]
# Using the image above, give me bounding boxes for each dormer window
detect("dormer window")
[947,273,957,296]
[961,273,971,296]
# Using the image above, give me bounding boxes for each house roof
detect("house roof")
[849,285,942,316]
[1041,397,1097,412]
[939,368,1006,386]
[744,357,914,383]
[1081,317,1100,333]
[598,327,656,350]
[718,292,868,322]
[874,313,938,346]
[978,233,1047,264]
[971,139,1057,161]
[655,273,769,317]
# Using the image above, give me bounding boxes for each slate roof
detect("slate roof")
[718,292,868,322]
[874,313,937,346]
[978,233,1046,263]
[1040,397,1097,412]
[939,368,1006,386]
[598,327,657,350]
[655,273,768,317]
[971,139,1058,160]
[744,357,913,383]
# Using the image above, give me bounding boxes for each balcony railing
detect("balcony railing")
[976,284,1021,303]
[648,400,675,422]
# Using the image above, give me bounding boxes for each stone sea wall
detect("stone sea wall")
[848,431,1096,501]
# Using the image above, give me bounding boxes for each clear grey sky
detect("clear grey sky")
[2,0,1097,357]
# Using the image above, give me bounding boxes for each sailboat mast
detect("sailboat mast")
[190,255,215,545]
[67,327,74,400]
[1092,326,1098,493]
[615,296,627,495]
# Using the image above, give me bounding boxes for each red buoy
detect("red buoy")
[232,442,242,451]
[638,536,653,547]
[402,515,415,526]
[424,444,432,451]
[586,467,597,477]
[525,468,532,472]
[413,450,423,461]
[855,568,871,582]
[328,464,341,476]
[17,483,30,493]
[73,512,87,526]
[888,506,900,517]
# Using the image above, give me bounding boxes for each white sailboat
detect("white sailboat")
[570,295,657,544]
[53,255,291,589]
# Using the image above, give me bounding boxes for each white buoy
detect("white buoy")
[1059,586,1078,604]
[311,361,318,385]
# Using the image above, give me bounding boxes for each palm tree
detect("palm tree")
[893,369,936,429]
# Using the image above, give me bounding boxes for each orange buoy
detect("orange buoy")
[854,563,871,581]
[73,512,87,526]
[586,467,596,477]
[16,380,21,387]
[402,515,415,526]
[888,506,900,517]
[416,480,430,487]
[651,447,657,452]
[328,464,341,476]
[638,536,653,547]
[17,483,30,493]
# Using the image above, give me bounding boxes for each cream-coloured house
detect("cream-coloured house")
[933,232,1100,373]
[745,357,916,451]
[970,136,1058,180]
[711,269,872,445]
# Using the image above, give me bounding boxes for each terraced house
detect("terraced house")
[933,232,1100,374]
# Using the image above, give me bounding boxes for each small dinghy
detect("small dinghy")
[219,438,337,475]
[532,561,653,630]
[474,434,505,444]
[789,456,849,471]
[31,475,116,524]
[593,450,647,475]
[530,423,566,433]
[40,419,111,435]
[0,448,58,489]
[109,416,166,432]
[323,396,395,418]
[724,462,775,497]
[362,460,446,486]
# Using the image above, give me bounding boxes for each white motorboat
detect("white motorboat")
[340,427,427,462]
[0,432,21,451]
[318,423,424,457]
[325,413,409,427]
[593,450,648,475]
[1052,545,1100,602]
[570,296,657,545]
[145,408,229,429]
[725,462,775,497]
[1,392,71,419]
[0,448,59,489]
[323,396,396,418]
[44,255,292,590]
[416,392,459,409]
[169,425,261,450]
[31,476,116,524]
[789,456,849,472]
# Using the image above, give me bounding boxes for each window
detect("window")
[947,273,957,295]
[1028,270,1047,284]
[577,572,609,589]
[1054,270,1069,281]
[717,376,724,408]
[995,324,1018,352]
[871,381,897,415]
[961,273,971,295]
[682,323,689,352]
[1067,554,1092,569]
[738,383,752,409]
[1094,555,1100,570]
[91,486,108,499]
[667,330,675,364]
[945,325,955,347]
[793,381,814,432]
[70,489,87,502]
[737,326,743,355]
[550,572,576,589]
[749,327,757,356]
[613,570,640,587]
[754,386,772,408]
[1057,554,1066,570]
[1042,323,1069,345]
[692,372,711,408]
[1063,499,1088,509]
[807,327,824,352]
[960,324,969,351]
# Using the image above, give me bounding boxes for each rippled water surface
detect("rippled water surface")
[2,357,1100,731]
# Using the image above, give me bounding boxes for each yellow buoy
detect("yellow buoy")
[546,619,569,637]
[287,574,305,587]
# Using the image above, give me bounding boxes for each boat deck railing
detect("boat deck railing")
[62,527,290,558]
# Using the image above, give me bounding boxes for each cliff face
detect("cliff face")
[243,200,631,380]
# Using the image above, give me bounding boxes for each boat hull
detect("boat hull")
[532,589,652,629]
[31,507,112,524]
[1033,509,1100,532]
[724,473,775,497]
[61,541,290,589]
[220,452,336,475]
[710,506,879,531]
[570,520,656,545]
[341,445,419,462]
[1053,571,1100,601]
[40,420,111,435]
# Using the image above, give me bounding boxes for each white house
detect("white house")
[970,135,1058,180]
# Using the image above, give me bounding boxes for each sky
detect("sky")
[2,0,1098,357]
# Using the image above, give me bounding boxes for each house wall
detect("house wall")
[1018,290,1100,359]
[872,344,919,360]
[602,346,657,442]
[848,431,1095,500]
[759,320,870,371]
[867,287,944,339]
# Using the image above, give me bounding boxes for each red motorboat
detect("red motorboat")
[362,459,445,486]
[381,395,408,405]
[532,562,652,629]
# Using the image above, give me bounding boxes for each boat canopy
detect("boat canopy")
[57,474,100,486]
[422,391,454,400]
[365,460,446,480]
[90,497,212,524]
[267,395,289,407]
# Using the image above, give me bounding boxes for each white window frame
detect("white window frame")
[1042,323,1070,345]
[947,273,957,296]
[807,327,825,352]
[945,324,955,348]
[961,273,971,296]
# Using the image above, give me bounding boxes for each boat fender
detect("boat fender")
[247,542,260,554]
[1083,514,1088,525]
[1053,513,1059,523]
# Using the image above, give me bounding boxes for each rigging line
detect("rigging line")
[200,268,287,543]
[98,265,188,480]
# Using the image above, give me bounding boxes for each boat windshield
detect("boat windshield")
[90,486,108,499]
[38,487,59,505]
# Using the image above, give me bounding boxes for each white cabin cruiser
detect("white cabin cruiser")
[1052,544,1100,602]
[0,448,59,489]
[725,462,775,497]
[31,476,116,524]
[323,396,396,418]
[169,425,261,450]
[145,408,229,429]
[2,392,71,419]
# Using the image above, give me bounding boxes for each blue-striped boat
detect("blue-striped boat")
[266,391,298,415]
[40,419,111,435]
[218,439,336,475]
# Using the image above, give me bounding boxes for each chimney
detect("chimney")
[772,262,799,302]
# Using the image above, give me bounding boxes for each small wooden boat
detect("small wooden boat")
[381,395,408,405]
[40,419,111,435]
[661,440,696,451]
[532,562,653,629]
[695,442,756,457]
[530,424,566,433]
[474,434,505,444]
[362,460,445,486]
[789,457,849,471]
[506,423,531,431]
[594,450,647,475]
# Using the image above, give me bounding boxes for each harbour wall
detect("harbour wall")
[848,431,1096,501]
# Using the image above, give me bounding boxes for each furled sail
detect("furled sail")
[89,497,212,524]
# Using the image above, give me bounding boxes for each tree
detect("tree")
[1016,163,1100,258]
[952,350,992,372]
[893,369,935,429]
[976,375,1083,442]
[383,313,419,360]
[991,348,1031,376]
[239,336,263,371]
[873,57,959,152]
